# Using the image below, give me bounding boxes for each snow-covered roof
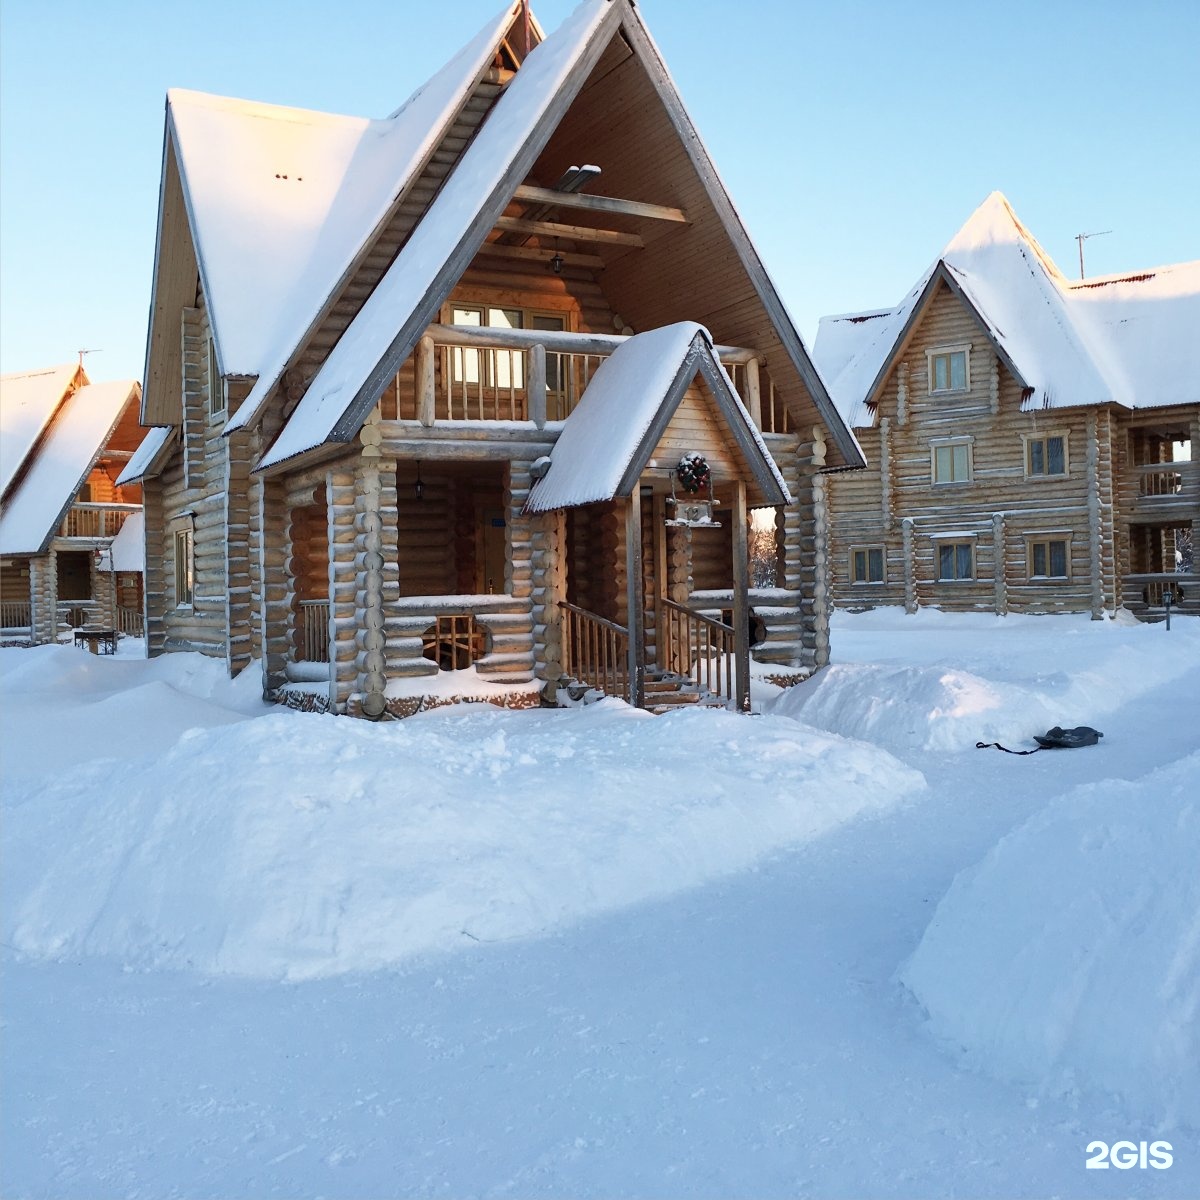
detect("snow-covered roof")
[526,322,790,512]
[0,362,83,500]
[814,192,1200,429]
[258,0,615,472]
[0,380,140,556]
[172,3,521,396]
[116,425,175,487]
[99,510,145,573]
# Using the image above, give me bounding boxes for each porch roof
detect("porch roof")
[524,322,791,512]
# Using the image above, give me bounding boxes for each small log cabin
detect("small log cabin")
[0,363,144,643]
[814,193,1200,620]
[120,0,863,716]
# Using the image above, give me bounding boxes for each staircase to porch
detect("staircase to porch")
[559,599,740,714]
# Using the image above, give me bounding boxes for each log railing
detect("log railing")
[115,605,144,637]
[1122,572,1198,609]
[299,599,331,662]
[660,598,735,702]
[559,601,629,699]
[59,502,140,539]
[1,601,31,629]
[417,325,762,427]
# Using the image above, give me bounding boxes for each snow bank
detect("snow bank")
[903,753,1200,1128]
[772,612,1200,753]
[1,655,922,979]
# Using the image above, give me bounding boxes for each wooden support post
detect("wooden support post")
[416,335,436,428]
[744,357,762,429]
[625,494,646,710]
[653,491,668,669]
[732,479,751,712]
[528,342,547,430]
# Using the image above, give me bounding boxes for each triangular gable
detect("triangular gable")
[0,361,86,501]
[817,192,1133,429]
[0,380,140,556]
[256,0,862,475]
[257,0,618,473]
[525,323,790,512]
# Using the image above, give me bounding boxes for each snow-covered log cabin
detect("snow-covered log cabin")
[814,193,1200,620]
[119,0,863,716]
[1,362,144,644]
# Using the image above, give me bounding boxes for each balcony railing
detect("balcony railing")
[59,502,140,539]
[1,601,31,630]
[1122,572,1198,609]
[399,325,765,428]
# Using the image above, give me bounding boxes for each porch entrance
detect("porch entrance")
[560,482,749,712]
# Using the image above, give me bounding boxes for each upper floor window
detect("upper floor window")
[1025,433,1067,477]
[931,438,973,484]
[447,306,567,392]
[928,345,970,394]
[207,337,224,417]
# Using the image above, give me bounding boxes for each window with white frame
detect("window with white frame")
[928,345,970,394]
[937,540,975,581]
[173,526,194,606]
[1027,535,1071,579]
[931,438,973,484]
[850,545,886,584]
[1024,432,1067,477]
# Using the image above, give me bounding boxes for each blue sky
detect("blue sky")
[1,0,1198,383]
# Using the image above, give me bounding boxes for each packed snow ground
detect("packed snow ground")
[2,610,1198,1197]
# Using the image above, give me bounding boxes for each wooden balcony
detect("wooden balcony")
[58,502,140,540]
[1125,461,1198,521]
[1,601,31,631]
[381,325,793,434]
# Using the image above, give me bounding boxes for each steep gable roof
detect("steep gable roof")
[815,192,1200,429]
[0,361,86,501]
[525,322,790,512]
[145,2,525,422]
[257,0,618,472]
[0,379,141,556]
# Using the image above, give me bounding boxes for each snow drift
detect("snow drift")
[1,650,922,979]
[772,614,1199,753]
[903,753,1200,1128]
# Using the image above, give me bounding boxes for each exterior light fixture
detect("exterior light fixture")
[414,462,424,501]
[549,239,564,275]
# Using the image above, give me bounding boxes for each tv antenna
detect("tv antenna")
[76,347,101,367]
[1074,230,1111,279]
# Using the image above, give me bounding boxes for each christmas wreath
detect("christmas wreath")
[676,451,711,495]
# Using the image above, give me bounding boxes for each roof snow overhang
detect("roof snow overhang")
[0,361,87,502]
[525,322,790,512]
[251,0,863,477]
[116,425,177,487]
[0,380,141,557]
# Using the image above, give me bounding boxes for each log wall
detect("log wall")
[828,282,1124,615]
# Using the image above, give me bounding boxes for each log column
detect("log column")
[731,480,751,711]
[258,478,290,697]
[29,551,57,645]
[531,508,566,698]
[791,428,830,669]
[625,494,646,708]
[327,468,358,711]
[143,476,168,656]
[226,425,256,674]
[992,513,1008,615]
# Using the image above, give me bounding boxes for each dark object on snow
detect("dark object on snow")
[1034,725,1103,749]
[976,726,1103,755]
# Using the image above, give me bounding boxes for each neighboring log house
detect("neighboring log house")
[0,363,144,643]
[815,193,1200,620]
[120,0,863,716]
